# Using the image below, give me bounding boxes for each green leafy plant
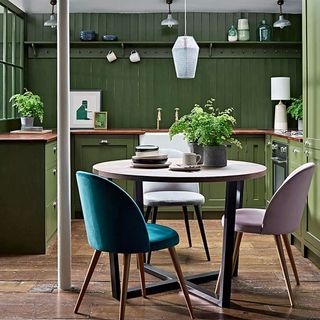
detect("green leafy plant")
[9,89,44,122]
[169,98,241,148]
[287,96,303,120]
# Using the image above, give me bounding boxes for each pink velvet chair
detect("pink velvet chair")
[215,162,315,306]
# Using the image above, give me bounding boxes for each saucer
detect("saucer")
[169,164,201,171]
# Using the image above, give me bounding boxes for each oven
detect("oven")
[271,141,288,193]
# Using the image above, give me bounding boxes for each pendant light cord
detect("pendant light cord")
[184,0,187,36]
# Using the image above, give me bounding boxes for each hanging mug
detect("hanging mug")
[106,50,117,63]
[129,50,140,63]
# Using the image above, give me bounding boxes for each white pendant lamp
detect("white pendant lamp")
[273,0,291,29]
[172,0,199,79]
[161,0,178,28]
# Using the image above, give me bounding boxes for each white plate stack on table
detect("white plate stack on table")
[131,145,170,168]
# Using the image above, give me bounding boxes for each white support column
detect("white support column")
[57,0,71,290]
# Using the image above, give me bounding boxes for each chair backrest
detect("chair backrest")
[76,171,150,253]
[262,162,315,235]
[143,148,199,194]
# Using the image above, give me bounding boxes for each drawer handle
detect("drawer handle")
[53,169,57,175]
[53,147,57,153]
[304,150,310,156]
[100,140,109,145]
[53,201,57,208]
[293,148,300,153]
[304,140,311,146]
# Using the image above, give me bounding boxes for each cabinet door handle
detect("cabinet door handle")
[304,140,311,146]
[100,140,109,145]
[53,169,57,175]
[53,201,57,208]
[293,148,300,153]
[267,141,271,146]
[53,146,57,153]
[304,150,310,156]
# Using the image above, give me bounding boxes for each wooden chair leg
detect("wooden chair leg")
[182,206,192,247]
[274,235,294,307]
[147,207,158,264]
[215,232,243,295]
[282,234,300,285]
[74,250,101,313]
[119,254,131,320]
[144,206,152,222]
[137,253,146,298]
[168,247,194,319]
[194,205,210,261]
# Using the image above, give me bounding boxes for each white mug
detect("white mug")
[182,152,201,166]
[129,50,140,63]
[106,50,117,63]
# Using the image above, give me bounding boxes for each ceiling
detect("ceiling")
[10,0,302,14]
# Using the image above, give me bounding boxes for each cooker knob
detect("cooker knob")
[280,146,287,153]
[272,144,278,150]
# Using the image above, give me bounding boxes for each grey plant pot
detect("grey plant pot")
[188,143,204,164]
[203,145,227,167]
[21,116,34,127]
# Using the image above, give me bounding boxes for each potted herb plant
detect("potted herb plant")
[9,89,44,127]
[287,96,303,130]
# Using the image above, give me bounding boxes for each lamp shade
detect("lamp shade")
[44,14,57,28]
[172,36,199,79]
[161,14,179,28]
[271,77,290,100]
[273,15,291,29]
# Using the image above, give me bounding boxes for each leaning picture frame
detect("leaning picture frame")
[70,90,101,128]
[94,112,108,129]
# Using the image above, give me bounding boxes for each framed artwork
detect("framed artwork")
[70,90,101,128]
[94,112,108,129]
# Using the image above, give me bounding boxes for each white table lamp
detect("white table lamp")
[271,77,290,130]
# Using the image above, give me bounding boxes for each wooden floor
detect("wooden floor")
[1,220,320,320]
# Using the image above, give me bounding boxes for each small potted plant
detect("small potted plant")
[287,96,303,130]
[9,89,44,127]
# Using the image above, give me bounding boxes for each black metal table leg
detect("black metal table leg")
[109,253,120,300]
[219,181,238,307]
[135,180,144,213]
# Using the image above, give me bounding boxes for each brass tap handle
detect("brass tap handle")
[174,108,180,121]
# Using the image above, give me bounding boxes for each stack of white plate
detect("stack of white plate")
[132,145,170,168]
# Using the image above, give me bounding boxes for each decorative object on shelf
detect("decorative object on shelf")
[44,0,57,29]
[273,0,291,29]
[129,50,140,63]
[174,107,180,121]
[238,19,250,41]
[106,50,117,63]
[227,25,238,42]
[70,90,101,128]
[9,89,44,128]
[258,20,272,41]
[94,112,108,130]
[80,31,97,41]
[156,107,162,130]
[172,0,199,79]
[287,96,303,130]
[161,0,178,28]
[102,34,118,41]
[271,77,290,130]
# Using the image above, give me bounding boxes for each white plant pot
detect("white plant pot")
[298,119,303,131]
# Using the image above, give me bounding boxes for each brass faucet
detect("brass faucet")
[174,108,180,121]
[156,107,162,130]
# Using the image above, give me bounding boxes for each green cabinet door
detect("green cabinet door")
[304,0,320,149]
[72,134,138,218]
[265,135,273,203]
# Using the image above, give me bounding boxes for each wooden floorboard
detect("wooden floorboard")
[0,220,320,319]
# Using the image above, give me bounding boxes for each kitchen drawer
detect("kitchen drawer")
[46,200,57,243]
[45,141,57,167]
[45,165,57,205]
[289,142,304,166]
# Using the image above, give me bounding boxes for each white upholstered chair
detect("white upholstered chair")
[143,149,210,262]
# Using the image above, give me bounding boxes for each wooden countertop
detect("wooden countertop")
[0,129,303,142]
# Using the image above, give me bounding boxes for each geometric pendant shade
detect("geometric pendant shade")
[172,36,199,79]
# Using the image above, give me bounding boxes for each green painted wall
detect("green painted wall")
[25,13,302,129]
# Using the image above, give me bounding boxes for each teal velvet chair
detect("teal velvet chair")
[74,171,194,320]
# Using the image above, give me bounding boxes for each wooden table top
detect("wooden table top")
[93,159,266,183]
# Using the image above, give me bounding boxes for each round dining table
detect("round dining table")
[93,159,266,308]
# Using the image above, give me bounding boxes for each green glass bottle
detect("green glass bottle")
[227,25,238,42]
[258,20,271,41]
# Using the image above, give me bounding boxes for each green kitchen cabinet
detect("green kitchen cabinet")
[72,134,138,218]
[201,135,265,211]
[0,139,57,254]
[265,135,273,203]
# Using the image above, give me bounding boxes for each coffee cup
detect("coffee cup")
[106,50,117,63]
[182,152,201,166]
[129,50,140,63]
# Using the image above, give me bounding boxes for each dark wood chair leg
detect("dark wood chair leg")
[182,206,192,247]
[194,205,210,261]
[282,234,300,285]
[168,247,194,319]
[144,206,152,222]
[119,254,131,320]
[137,253,146,298]
[147,207,158,264]
[74,250,101,313]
